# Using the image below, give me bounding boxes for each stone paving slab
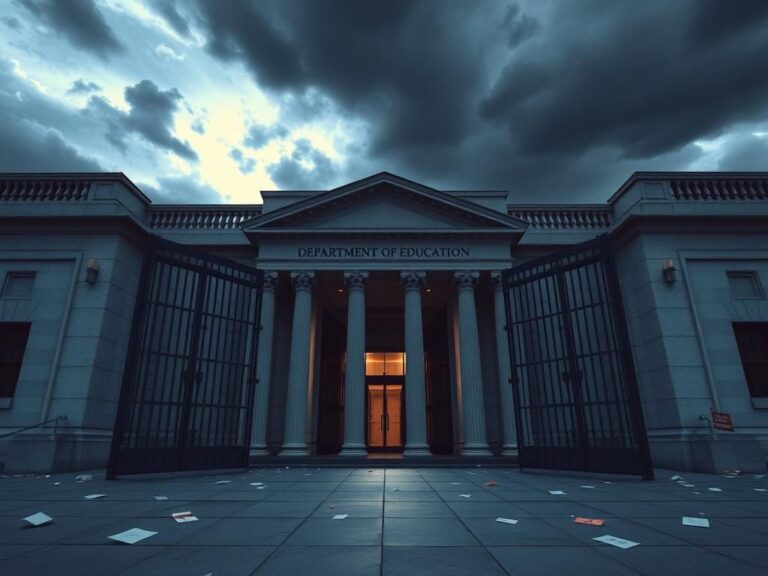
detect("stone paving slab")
[0,466,766,575]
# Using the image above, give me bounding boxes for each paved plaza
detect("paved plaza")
[0,466,767,575]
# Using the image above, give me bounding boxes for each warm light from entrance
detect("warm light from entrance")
[365,352,406,376]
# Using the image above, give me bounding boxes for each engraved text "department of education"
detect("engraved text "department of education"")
[297,247,470,259]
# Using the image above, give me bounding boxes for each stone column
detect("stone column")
[250,271,279,455]
[491,271,517,456]
[401,271,430,456]
[281,271,315,456]
[454,271,492,456]
[341,271,369,456]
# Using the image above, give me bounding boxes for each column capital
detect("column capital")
[400,271,426,291]
[453,270,479,292]
[290,271,316,292]
[490,270,504,291]
[343,271,369,290]
[263,271,280,292]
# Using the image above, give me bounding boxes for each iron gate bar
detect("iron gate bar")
[107,236,263,479]
[503,235,653,479]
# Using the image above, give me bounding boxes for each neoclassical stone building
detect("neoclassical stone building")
[0,171,766,476]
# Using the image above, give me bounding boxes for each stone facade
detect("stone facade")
[0,172,767,474]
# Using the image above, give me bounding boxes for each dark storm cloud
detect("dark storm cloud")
[268,139,336,189]
[19,0,123,59]
[85,80,198,161]
[2,16,22,29]
[229,148,256,174]
[0,59,102,172]
[243,122,288,149]
[67,79,101,96]
[155,0,190,37]
[139,174,223,203]
[178,0,768,199]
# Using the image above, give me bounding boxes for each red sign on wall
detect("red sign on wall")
[711,411,734,432]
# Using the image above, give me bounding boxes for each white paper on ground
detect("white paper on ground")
[256,486,265,490]
[593,535,640,549]
[459,494,472,498]
[681,484,695,488]
[250,482,263,486]
[549,490,566,495]
[682,516,710,528]
[450,482,461,485]
[754,488,767,492]
[580,485,595,489]
[495,517,518,525]
[172,511,198,523]
[332,514,348,520]
[23,512,52,527]
[84,494,106,500]
[75,474,93,482]
[392,488,400,491]
[53,482,61,486]
[215,480,232,485]
[154,496,168,501]
[670,475,683,481]
[108,528,158,544]
[707,488,723,492]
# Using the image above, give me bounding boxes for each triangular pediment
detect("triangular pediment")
[242,172,527,239]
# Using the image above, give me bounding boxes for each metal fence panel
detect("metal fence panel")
[503,235,653,479]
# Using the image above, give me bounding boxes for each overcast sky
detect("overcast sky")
[1,0,766,204]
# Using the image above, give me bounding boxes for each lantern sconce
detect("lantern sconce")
[85,258,100,285]
[662,259,677,284]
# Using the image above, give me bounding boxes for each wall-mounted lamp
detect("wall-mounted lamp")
[85,258,100,285]
[662,259,677,284]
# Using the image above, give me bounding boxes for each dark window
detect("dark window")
[727,271,763,299]
[733,322,768,398]
[1,272,36,299]
[0,323,32,400]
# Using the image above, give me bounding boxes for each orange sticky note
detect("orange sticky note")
[574,517,605,526]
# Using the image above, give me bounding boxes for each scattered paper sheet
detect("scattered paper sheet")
[580,485,595,489]
[75,474,93,482]
[682,516,710,528]
[754,474,765,479]
[484,481,498,487]
[459,494,472,498]
[172,511,198,523]
[215,480,232,485]
[84,494,106,500]
[392,488,400,491]
[250,482,263,486]
[256,486,265,490]
[603,481,612,484]
[593,535,640,549]
[450,482,462,485]
[707,488,722,492]
[332,514,348,520]
[754,488,767,492]
[670,475,683,481]
[53,482,61,486]
[574,517,605,526]
[23,512,52,527]
[108,528,157,544]
[154,496,168,501]
[495,517,518,525]
[681,484,695,488]
[549,490,566,495]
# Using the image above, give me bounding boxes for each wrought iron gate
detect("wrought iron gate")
[107,237,263,478]
[502,236,653,479]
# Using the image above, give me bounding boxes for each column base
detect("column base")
[340,444,368,457]
[404,444,431,457]
[249,445,269,457]
[279,444,310,457]
[501,444,518,457]
[462,444,493,457]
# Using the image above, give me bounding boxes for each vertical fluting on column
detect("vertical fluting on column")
[491,271,517,456]
[341,271,369,456]
[454,271,492,456]
[401,271,430,456]
[280,271,315,456]
[250,271,279,455]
